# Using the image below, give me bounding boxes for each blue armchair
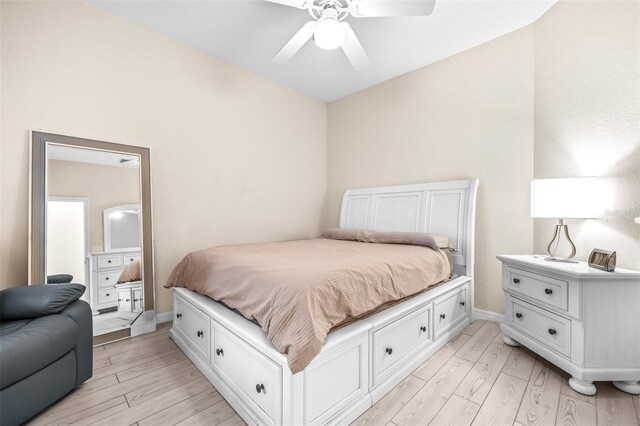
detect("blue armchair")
[0,284,93,425]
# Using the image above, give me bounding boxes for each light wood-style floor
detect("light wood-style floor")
[30,320,640,426]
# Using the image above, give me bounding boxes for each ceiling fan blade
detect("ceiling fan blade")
[350,0,436,17]
[272,21,316,64]
[341,23,370,71]
[264,0,315,9]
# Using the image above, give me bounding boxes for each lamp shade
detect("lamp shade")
[530,177,598,219]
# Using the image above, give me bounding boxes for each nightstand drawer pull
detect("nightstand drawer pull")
[548,328,557,335]
[516,312,523,319]
[460,301,465,307]
[216,348,224,356]
[513,278,520,284]
[440,313,446,320]
[386,347,393,355]
[176,313,182,319]
[545,288,553,295]
[420,326,427,332]
[197,330,204,337]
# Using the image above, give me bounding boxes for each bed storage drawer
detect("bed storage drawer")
[372,303,431,385]
[174,296,210,362]
[304,329,369,426]
[212,322,282,426]
[433,286,468,339]
[508,295,571,357]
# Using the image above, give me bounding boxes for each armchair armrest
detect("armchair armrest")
[60,300,93,386]
[0,284,86,321]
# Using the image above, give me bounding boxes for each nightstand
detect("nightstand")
[497,255,640,396]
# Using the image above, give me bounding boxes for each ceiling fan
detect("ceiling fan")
[267,0,437,70]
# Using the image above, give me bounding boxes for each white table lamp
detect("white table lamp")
[531,177,598,261]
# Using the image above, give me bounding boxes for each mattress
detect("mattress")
[165,237,451,373]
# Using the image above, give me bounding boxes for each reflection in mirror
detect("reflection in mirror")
[105,204,141,252]
[31,132,155,344]
[47,146,143,336]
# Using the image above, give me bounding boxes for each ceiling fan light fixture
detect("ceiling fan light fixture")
[313,16,345,50]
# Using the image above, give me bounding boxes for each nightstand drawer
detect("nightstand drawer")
[508,296,571,357]
[506,267,568,311]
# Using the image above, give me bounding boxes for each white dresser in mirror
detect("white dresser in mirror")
[89,250,141,312]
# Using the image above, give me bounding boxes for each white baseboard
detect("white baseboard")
[473,309,504,322]
[156,310,173,324]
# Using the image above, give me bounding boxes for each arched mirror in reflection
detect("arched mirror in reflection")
[104,204,141,252]
[30,132,155,344]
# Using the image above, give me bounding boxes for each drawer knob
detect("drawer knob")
[118,299,122,302]
[440,313,446,320]
[176,313,182,319]
[420,326,427,332]
[105,277,110,281]
[256,384,265,393]
[108,260,112,263]
[513,278,520,284]
[516,312,523,319]
[216,348,224,356]
[386,347,393,355]
[130,258,134,261]
[545,288,553,295]
[197,330,203,337]
[106,293,110,297]
[126,299,130,302]
[460,301,465,307]
[548,328,557,335]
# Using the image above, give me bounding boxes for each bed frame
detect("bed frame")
[170,178,479,426]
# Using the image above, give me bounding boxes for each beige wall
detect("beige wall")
[48,160,141,252]
[327,28,536,314]
[2,0,637,318]
[327,0,639,315]
[0,1,327,314]
[533,0,640,270]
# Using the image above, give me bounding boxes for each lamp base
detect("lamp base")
[546,219,577,260]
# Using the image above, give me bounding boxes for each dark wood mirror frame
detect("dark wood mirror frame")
[29,131,155,315]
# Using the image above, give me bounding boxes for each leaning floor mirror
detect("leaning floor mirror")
[30,131,155,345]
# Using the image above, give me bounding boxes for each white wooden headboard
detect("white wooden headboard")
[339,179,479,277]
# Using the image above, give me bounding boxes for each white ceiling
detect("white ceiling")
[48,145,140,168]
[90,0,556,102]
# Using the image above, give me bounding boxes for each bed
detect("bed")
[168,179,479,426]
